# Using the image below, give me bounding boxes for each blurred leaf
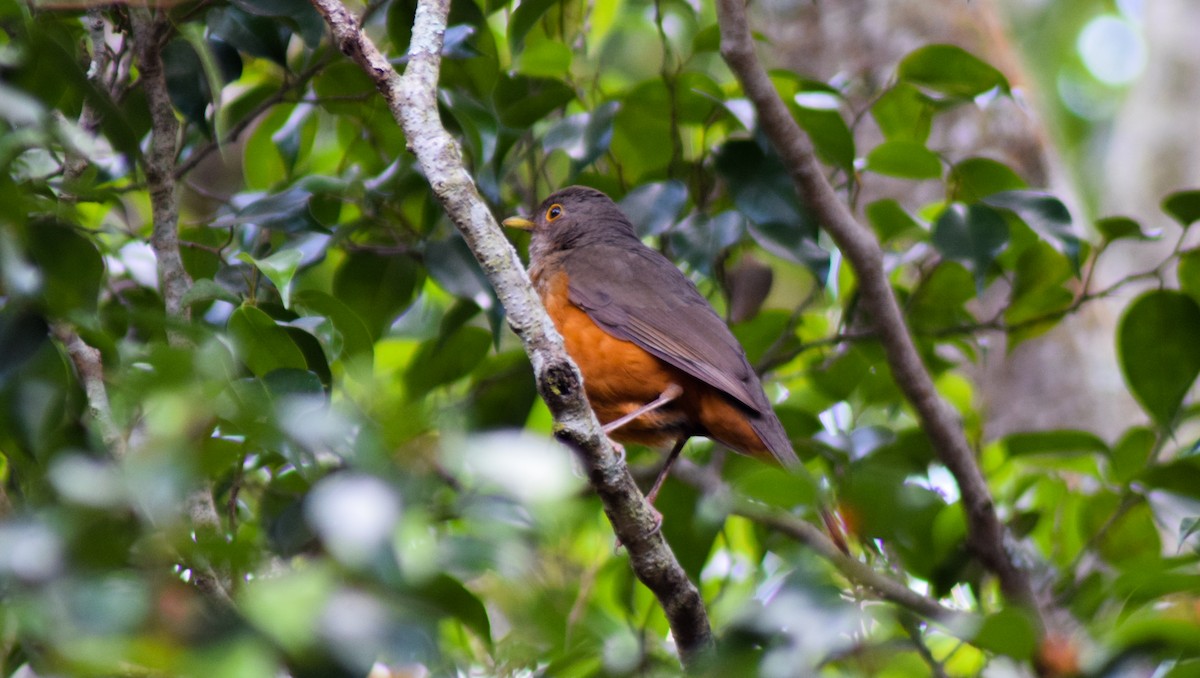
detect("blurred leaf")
[1140,457,1200,500]
[162,38,211,129]
[619,180,688,238]
[972,608,1037,659]
[792,104,854,172]
[949,157,1027,203]
[667,211,744,276]
[413,574,492,646]
[864,140,942,179]
[907,261,974,333]
[871,83,934,143]
[1110,426,1156,484]
[0,309,49,382]
[931,203,1009,289]
[241,563,335,653]
[509,0,564,48]
[1117,290,1200,427]
[542,101,619,174]
[228,305,308,377]
[208,5,290,66]
[1004,241,1074,345]
[1002,430,1107,457]
[465,351,536,430]
[715,139,825,274]
[240,249,303,309]
[405,325,492,397]
[1179,250,1200,303]
[983,191,1080,268]
[293,290,374,366]
[332,251,423,340]
[25,221,104,317]
[1163,189,1200,228]
[494,74,574,128]
[866,199,923,244]
[1096,216,1158,242]
[897,44,1009,99]
[425,236,493,304]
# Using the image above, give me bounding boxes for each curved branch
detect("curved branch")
[715,0,1041,624]
[309,0,713,668]
[670,460,969,625]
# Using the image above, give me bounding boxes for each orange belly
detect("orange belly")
[536,270,771,460]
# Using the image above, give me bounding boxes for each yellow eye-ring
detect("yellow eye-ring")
[546,204,563,221]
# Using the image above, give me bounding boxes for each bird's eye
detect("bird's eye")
[546,204,563,221]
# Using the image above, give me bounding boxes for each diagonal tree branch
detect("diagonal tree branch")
[309,0,713,668]
[715,0,1042,626]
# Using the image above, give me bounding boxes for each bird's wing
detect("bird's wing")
[563,244,763,412]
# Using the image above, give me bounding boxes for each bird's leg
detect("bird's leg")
[601,383,684,435]
[645,436,688,505]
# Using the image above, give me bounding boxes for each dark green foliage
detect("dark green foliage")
[0,1,1197,676]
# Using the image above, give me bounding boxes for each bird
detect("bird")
[503,186,798,503]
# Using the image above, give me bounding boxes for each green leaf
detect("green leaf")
[1096,216,1159,242]
[405,326,492,397]
[509,0,564,48]
[871,83,934,143]
[332,251,423,341]
[667,211,745,276]
[931,203,1009,288]
[465,351,536,430]
[715,139,819,242]
[791,98,855,171]
[162,39,210,129]
[227,305,308,377]
[897,44,1009,99]
[1140,457,1200,500]
[181,278,240,308]
[493,75,574,129]
[949,157,1027,203]
[1004,240,1074,343]
[1002,430,1108,457]
[208,5,290,66]
[1179,250,1200,303]
[972,608,1037,659]
[1163,189,1200,228]
[618,180,688,238]
[1118,291,1200,427]
[293,290,375,366]
[983,191,1080,268]
[1110,426,1156,484]
[864,140,942,179]
[866,199,924,244]
[239,249,303,309]
[24,221,104,318]
[240,563,334,653]
[907,262,974,333]
[414,574,492,646]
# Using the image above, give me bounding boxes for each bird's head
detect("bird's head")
[503,186,637,261]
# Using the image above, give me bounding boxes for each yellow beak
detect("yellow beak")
[502,216,535,231]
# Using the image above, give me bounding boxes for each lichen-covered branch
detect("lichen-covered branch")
[51,323,127,458]
[309,0,713,667]
[715,0,1041,624]
[130,8,192,339]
